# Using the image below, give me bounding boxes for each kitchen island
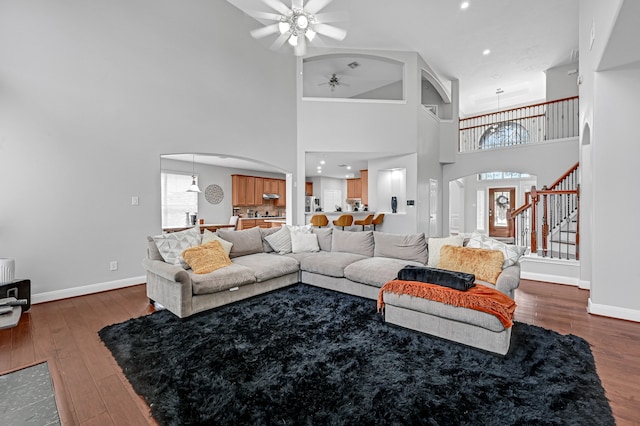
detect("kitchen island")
[237,217,286,230]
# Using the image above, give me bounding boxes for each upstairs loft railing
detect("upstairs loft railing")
[510,162,580,260]
[458,96,579,153]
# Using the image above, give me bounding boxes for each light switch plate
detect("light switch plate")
[131,196,139,206]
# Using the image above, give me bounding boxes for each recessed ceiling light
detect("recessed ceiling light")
[460,1,469,9]
[317,165,322,169]
[317,170,322,173]
[483,49,491,55]
[320,160,325,165]
[346,166,351,170]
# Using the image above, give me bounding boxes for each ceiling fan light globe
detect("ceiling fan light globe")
[288,34,298,46]
[278,21,290,34]
[305,28,316,41]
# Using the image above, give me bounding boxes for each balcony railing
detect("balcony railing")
[459,96,579,153]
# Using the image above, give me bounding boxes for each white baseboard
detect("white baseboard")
[588,298,640,323]
[578,279,591,290]
[32,276,146,304]
[521,271,579,286]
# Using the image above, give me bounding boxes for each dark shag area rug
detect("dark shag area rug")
[99,284,614,426]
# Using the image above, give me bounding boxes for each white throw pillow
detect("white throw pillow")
[291,233,320,253]
[265,225,292,254]
[288,224,313,235]
[467,231,526,268]
[201,229,233,256]
[152,226,201,268]
[427,235,464,267]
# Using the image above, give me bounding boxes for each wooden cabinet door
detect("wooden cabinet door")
[232,175,247,206]
[275,179,286,207]
[263,178,274,194]
[246,177,256,205]
[355,178,362,198]
[360,170,368,205]
[254,178,264,205]
[347,178,361,199]
[305,182,313,196]
[238,219,256,230]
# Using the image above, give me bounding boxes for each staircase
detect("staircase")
[510,163,582,286]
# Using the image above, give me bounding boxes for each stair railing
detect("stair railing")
[509,163,580,260]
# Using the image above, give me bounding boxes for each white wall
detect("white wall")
[546,63,580,101]
[0,1,296,301]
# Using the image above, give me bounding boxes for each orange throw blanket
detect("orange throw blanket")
[378,280,517,328]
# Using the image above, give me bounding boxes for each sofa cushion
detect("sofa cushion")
[427,235,464,267]
[182,240,232,274]
[344,257,424,288]
[300,252,367,278]
[312,227,333,252]
[466,231,526,268]
[217,227,264,258]
[438,245,504,285]
[373,232,428,264]
[232,253,299,282]
[152,226,201,267]
[190,263,256,295]
[331,229,374,257]
[201,229,233,256]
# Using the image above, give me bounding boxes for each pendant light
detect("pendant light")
[187,154,201,193]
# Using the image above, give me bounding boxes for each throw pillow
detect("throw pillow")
[466,231,526,268]
[427,235,464,267]
[201,229,233,256]
[291,233,320,253]
[181,240,232,274]
[288,224,313,234]
[259,227,280,253]
[265,225,292,255]
[152,226,201,268]
[217,227,264,258]
[437,245,504,285]
[397,265,476,291]
[331,229,374,257]
[373,232,428,264]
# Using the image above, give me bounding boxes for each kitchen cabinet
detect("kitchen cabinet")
[347,178,362,199]
[360,170,368,205]
[246,176,256,205]
[305,182,313,196]
[263,178,277,194]
[275,179,286,207]
[237,218,271,230]
[232,175,247,205]
[254,178,264,204]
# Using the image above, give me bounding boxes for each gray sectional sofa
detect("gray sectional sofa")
[143,226,521,354]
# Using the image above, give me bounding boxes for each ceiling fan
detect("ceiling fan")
[318,73,349,91]
[246,0,347,56]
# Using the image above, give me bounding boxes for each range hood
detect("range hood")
[263,193,280,199]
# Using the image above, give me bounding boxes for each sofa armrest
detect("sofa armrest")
[142,258,190,284]
[495,263,521,299]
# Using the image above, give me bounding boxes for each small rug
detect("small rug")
[0,361,61,425]
[99,284,614,425]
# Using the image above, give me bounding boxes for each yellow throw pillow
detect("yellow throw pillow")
[437,245,504,285]
[182,240,232,274]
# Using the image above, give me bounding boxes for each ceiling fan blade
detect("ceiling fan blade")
[246,10,284,21]
[294,35,307,56]
[261,0,291,16]
[313,23,347,41]
[250,23,280,39]
[304,0,333,14]
[291,0,303,10]
[270,32,290,50]
[313,11,347,23]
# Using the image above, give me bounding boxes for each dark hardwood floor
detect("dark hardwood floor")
[1,280,638,425]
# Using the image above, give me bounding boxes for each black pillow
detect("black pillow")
[397,265,476,291]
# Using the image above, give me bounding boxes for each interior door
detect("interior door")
[488,187,515,238]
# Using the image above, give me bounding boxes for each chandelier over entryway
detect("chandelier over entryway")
[245,0,347,56]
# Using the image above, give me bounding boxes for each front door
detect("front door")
[488,187,515,238]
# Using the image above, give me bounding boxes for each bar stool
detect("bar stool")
[354,214,374,231]
[310,214,329,227]
[332,214,353,230]
[371,213,385,231]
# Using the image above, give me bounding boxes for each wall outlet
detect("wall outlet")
[110,261,118,271]
[131,196,139,206]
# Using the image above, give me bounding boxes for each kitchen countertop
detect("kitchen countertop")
[238,216,285,220]
[304,211,374,215]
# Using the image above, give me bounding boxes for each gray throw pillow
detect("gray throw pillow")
[259,227,280,253]
[217,227,264,258]
[331,229,374,257]
[373,231,428,264]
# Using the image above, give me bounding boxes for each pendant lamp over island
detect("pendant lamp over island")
[187,154,201,193]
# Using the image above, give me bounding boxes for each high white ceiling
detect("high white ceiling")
[228,0,579,115]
